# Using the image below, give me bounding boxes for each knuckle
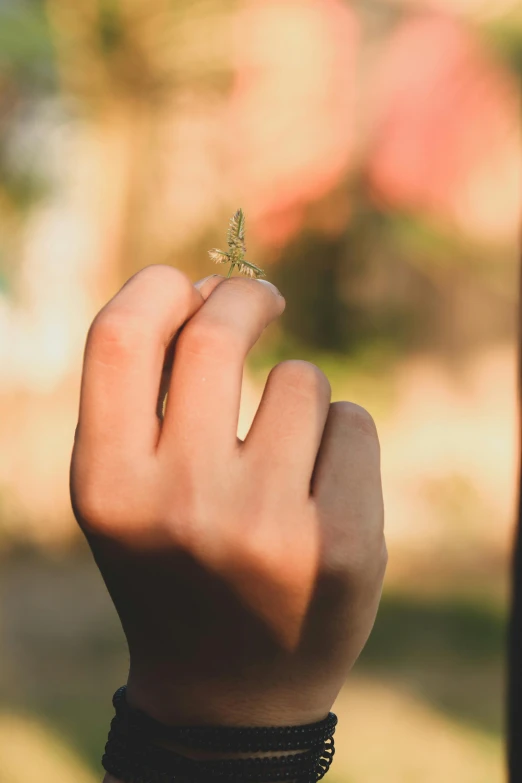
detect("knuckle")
[72,468,142,536]
[179,317,243,359]
[223,277,282,308]
[138,264,193,298]
[339,536,370,575]
[225,276,265,296]
[225,276,257,291]
[72,480,110,533]
[319,497,385,579]
[330,401,378,439]
[87,266,194,363]
[271,360,331,398]
[87,311,138,363]
[348,530,387,579]
[326,533,385,583]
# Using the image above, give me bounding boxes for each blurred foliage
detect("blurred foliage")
[0,1,55,294]
[360,590,505,736]
[97,0,125,56]
[0,1,517,780]
[0,0,54,88]
[0,0,519,353]
[259,200,516,373]
[482,14,522,78]
[45,0,234,107]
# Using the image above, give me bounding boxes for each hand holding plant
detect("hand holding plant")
[70,251,386,735]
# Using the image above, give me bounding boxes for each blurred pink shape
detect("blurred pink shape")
[367,14,520,242]
[227,0,359,247]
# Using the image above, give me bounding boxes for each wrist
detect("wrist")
[125,671,332,728]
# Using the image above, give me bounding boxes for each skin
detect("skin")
[69,265,387,782]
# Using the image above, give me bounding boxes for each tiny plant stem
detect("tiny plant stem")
[227,264,234,278]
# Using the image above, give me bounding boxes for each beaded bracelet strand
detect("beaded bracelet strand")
[102,686,337,783]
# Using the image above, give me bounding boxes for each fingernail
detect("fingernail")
[194,274,220,289]
[256,279,283,297]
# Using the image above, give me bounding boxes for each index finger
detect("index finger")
[77,266,220,461]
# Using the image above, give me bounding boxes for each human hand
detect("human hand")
[70,265,386,729]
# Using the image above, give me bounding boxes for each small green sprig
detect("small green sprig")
[208,208,265,279]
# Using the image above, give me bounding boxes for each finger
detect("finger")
[157,275,227,418]
[242,361,331,496]
[159,276,285,463]
[78,265,205,459]
[311,402,384,573]
[193,274,226,298]
[194,275,247,449]
[193,273,245,447]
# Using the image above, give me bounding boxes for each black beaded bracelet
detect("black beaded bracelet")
[102,686,337,783]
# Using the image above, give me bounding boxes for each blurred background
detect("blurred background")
[0,0,520,780]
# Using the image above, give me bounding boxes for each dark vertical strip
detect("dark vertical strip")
[507,235,522,780]
[509,491,522,778]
